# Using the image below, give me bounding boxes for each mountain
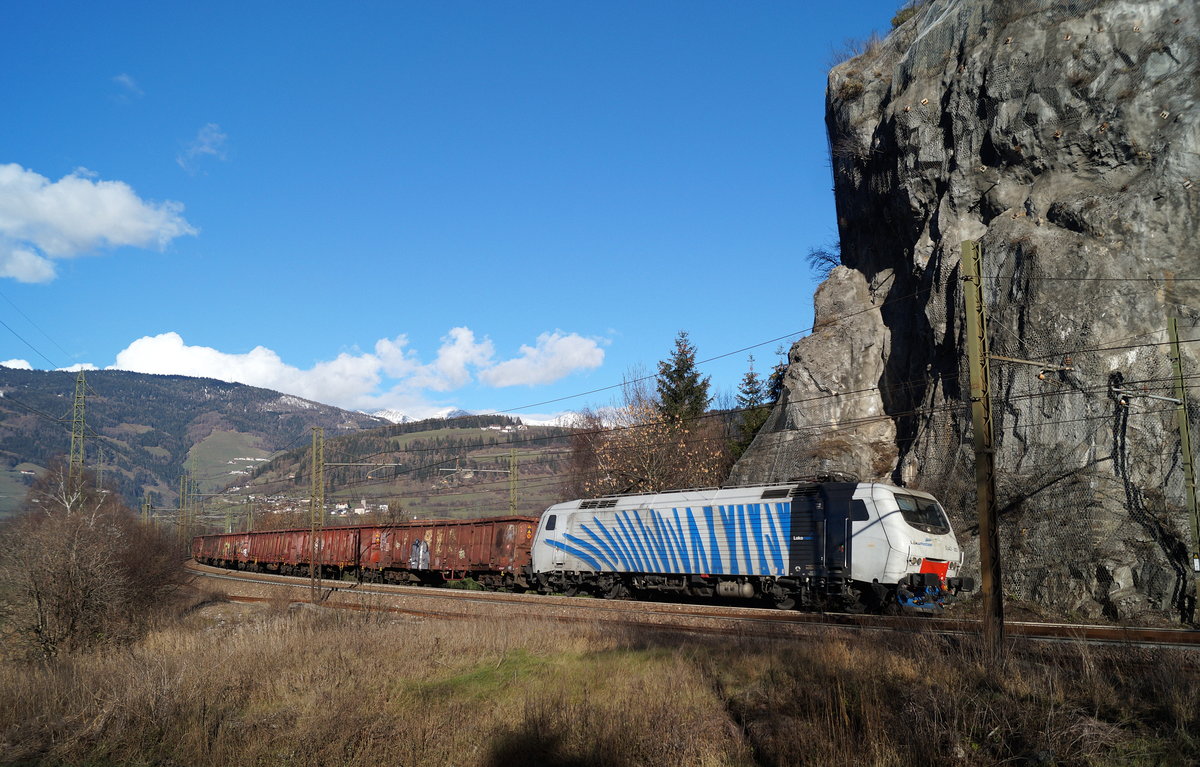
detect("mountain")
[0,368,386,517]
[371,409,411,424]
[731,0,1199,621]
[236,414,576,527]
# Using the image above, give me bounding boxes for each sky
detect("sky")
[0,1,905,422]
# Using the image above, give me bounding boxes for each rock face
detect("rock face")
[731,0,1200,621]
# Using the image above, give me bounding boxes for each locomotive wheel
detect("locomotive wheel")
[563,585,580,597]
[844,586,870,614]
[773,596,796,611]
[604,583,629,600]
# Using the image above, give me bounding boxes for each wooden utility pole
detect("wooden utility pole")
[1169,318,1199,621]
[962,240,1005,655]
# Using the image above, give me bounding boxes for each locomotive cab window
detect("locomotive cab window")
[545,515,557,531]
[894,494,950,534]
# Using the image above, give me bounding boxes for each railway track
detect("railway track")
[184,560,1200,649]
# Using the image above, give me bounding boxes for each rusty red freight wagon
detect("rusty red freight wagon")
[193,532,253,567]
[192,515,539,589]
[359,515,538,588]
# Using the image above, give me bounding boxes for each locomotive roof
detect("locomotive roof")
[550,481,938,513]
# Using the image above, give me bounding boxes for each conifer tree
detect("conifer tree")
[656,331,710,423]
[732,354,771,460]
[765,343,789,403]
[736,354,765,411]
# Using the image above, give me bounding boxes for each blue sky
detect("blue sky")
[1,1,903,421]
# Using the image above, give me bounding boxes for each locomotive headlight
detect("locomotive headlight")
[908,556,923,566]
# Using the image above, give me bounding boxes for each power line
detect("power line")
[0,317,58,369]
[982,276,1200,282]
[478,286,932,416]
[226,346,1198,497]
[0,287,72,365]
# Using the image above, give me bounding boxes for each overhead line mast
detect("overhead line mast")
[310,427,325,598]
[68,371,86,492]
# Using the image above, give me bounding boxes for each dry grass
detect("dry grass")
[1,607,1198,766]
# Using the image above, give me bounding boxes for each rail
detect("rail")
[184,561,1200,650]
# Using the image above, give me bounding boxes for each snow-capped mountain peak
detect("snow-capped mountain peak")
[371,409,411,424]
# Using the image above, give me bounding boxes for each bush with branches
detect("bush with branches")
[0,460,182,660]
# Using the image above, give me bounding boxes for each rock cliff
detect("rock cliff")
[730,0,1200,620]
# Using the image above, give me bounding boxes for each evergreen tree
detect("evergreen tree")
[735,354,765,411]
[656,331,711,423]
[765,343,789,403]
[732,355,771,460]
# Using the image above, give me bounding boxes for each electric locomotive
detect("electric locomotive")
[529,480,972,612]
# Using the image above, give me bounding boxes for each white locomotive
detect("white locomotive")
[529,480,973,612]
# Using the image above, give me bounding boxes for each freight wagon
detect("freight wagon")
[192,515,539,590]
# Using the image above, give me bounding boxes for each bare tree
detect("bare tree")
[0,460,182,659]
[568,373,731,498]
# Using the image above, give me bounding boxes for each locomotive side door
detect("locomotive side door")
[549,513,565,567]
[530,509,566,572]
[820,483,859,580]
[788,490,824,577]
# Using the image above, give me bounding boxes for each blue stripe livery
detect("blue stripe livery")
[560,501,792,577]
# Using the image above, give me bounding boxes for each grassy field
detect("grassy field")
[0,468,34,519]
[185,430,273,493]
[2,590,1198,767]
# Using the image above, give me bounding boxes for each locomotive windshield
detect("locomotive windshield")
[894,494,951,535]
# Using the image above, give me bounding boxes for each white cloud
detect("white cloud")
[479,331,605,387]
[112,332,381,405]
[1,359,32,370]
[56,363,98,372]
[0,245,56,282]
[0,164,196,283]
[108,327,606,418]
[177,123,228,171]
[112,73,143,98]
[373,336,420,377]
[409,327,495,391]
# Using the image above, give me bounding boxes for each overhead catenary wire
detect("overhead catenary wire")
[14,282,1196,532]
[229,341,1200,500]
[168,375,1200,516]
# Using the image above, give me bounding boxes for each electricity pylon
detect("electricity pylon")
[68,371,86,491]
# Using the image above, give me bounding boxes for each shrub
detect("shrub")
[0,462,183,659]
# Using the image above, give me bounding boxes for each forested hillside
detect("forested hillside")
[240,414,575,525]
[0,369,385,516]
